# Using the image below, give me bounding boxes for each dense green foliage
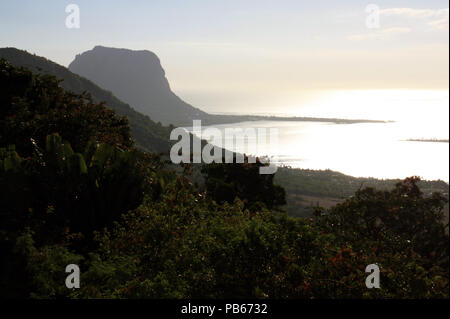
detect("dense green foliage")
[201,158,286,211]
[313,177,449,298]
[0,59,132,156]
[9,176,448,299]
[0,60,448,299]
[0,133,153,297]
[0,60,160,297]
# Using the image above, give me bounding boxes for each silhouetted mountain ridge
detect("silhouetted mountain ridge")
[68,46,390,126]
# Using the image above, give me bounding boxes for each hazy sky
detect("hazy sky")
[1,0,448,113]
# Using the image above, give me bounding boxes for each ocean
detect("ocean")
[186,90,449,182]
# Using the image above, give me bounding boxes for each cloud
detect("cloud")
[380,8,448,19]
[428,18,449,30]
[166,41,239,48]
[347,27,411,41]
[348,7,448,41]
[380,7,449,31]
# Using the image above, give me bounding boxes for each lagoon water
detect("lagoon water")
[187,90,449,182]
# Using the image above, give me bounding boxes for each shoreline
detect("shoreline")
[200,114,393,126]
[403,138,449,144]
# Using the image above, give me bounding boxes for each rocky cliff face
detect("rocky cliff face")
[69,46,208,126]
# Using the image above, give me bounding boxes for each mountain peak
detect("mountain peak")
[90,45,160,60]
[72,45,164,77]
[69,46,207,125]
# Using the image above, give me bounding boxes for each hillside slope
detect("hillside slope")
[0,47,172,153]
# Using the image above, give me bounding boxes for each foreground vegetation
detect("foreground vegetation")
[0,59,448,299]
[275,167,449,217]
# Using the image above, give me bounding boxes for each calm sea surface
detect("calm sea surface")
[187,90,449,182]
